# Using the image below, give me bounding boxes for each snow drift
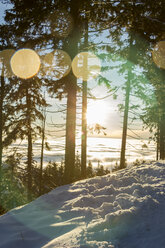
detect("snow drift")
[0,161,165,248]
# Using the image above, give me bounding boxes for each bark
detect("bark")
[159,116,165,159]
[156,134,159,161]
[158,71,165,160]
[39,109,46,195]
[120,34,133,169]
[81,80,87,178]
[120,74,131,169]
[26,86,32,201]
[81,17,88,178]
[64,0,80,183]
[64,77,77,183]
[0,64,4,175]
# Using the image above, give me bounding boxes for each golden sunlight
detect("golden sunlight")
[72,52,101,81]
[10,49,40,79]
[87,101,108,126]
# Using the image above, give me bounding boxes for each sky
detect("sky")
[0,1,152,140]
[0,1,11,24]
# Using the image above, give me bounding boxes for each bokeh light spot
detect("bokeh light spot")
[72,52,101,81]
[41,49,71,80]
[152,41,165,69]
[11,49,40,79]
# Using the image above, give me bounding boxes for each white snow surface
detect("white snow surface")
[0,161,165,248]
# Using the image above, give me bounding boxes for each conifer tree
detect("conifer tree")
[0,49,15,176]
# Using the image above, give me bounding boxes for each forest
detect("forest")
[0,0,165,214]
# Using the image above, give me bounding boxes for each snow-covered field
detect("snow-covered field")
[0,161,165,248]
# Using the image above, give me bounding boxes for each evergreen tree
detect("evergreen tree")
[100,0,165,165]
[0,49,15,168]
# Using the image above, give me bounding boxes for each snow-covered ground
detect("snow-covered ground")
[0,161,165,248]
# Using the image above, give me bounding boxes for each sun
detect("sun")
[87,101,108,126]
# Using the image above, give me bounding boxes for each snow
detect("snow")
[0,161,165,248]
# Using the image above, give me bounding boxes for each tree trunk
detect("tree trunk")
[64,78,77,183]
[0,63,4,198]
[64,0,80,183]
[81,80,87,178]
[81,17,88,178]
[120,74,131,169]
[39,108,46,195]
[0,64,4,175]
[156,124,160,160]
[158,71,165,160]
[159,115,165,159]
[120,34,133,169]
[26,86,32,201]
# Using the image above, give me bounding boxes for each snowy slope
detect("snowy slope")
[0,162,165,248]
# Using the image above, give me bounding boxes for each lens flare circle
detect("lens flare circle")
[42,49,71,80]
[72,52,101,81]
[152,41,165,69]
[11,49,40,79]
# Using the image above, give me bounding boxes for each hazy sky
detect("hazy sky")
[0,1,150,140]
